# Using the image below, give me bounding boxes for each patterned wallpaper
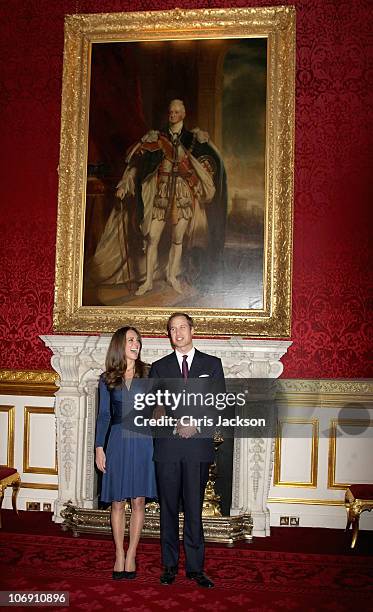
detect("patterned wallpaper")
[0,0,372,376]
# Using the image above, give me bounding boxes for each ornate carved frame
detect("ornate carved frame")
[54,7,295,336]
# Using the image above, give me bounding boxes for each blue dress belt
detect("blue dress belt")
[111,416,123,425]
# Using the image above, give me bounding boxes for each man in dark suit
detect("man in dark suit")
[149,312,225,588]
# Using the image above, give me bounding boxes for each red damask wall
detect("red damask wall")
[0,0,372,377]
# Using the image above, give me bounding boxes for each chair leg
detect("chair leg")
[12,479,20,515]
[351,515,360,549]
[0,486,4,529]
[345,506,353,531]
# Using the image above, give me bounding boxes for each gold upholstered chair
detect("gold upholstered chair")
[345,484,373,548]
[0,467,21,528]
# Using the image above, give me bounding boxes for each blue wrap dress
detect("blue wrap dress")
[95,375,157,502]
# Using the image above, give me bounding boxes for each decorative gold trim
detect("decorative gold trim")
[267,497,344,506]
[276,379,373,407]
[23,407,58,475]
[328,419,373,489]
[274,418,318,487]
[53,6,295,337]
[328,419,339,489]
[1,374,370,401]
[0,405,15,468]
[0,370,59,396]
[61,502,252,543]
[0,472,20,488]
[20,482,58,490]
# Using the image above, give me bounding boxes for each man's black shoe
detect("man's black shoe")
[160,566,178,585]
[186,571,214,588]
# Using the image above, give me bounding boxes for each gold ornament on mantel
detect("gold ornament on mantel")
[203,430,224,517]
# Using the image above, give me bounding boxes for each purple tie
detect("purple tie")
[182,355,189,381]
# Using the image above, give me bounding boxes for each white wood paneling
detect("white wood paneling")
[269,387,373,529]
[334,424,373,485]
[24,408,57,473]
[0,394,58,512]
[0,407,12,465]
[277,421,316,485]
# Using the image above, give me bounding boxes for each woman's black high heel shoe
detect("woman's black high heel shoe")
[112,570,125,580]
[123,570,136,580]
[123,558,137,579]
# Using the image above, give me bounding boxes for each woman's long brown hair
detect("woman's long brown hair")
[102,326,147,388]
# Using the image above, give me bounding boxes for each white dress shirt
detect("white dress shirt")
[175,347,195,374]
[174,347,199,432]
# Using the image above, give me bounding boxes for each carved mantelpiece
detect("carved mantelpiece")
[41,335,291,538]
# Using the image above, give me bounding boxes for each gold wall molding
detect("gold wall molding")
[23,407,58,475]
[0,405,15,468]
[0,370,59,397]
[274,418,319,487]
[0,372,370,400]
[268,497,344,506]
[277,379,373,406]
[20,482,58,490]
[328,418,373,490]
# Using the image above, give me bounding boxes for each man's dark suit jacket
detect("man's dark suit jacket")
[149,348,225,463]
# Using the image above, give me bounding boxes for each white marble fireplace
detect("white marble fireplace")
[41,335,291,537]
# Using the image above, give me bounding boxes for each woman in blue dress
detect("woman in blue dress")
[95,326,157,580]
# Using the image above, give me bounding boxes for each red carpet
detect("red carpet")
[0,512,372,611]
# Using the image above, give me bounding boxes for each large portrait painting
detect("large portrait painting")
[54,7,295,336]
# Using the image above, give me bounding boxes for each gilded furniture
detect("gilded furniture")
[0,467,21,528]
[345,484,373,548]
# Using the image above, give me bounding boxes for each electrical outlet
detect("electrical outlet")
[280,515,289,526]
[43,503,52,512]
[26,501,40,511]
[290,516,299,526]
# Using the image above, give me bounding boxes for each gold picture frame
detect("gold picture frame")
[54,7,295,336]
